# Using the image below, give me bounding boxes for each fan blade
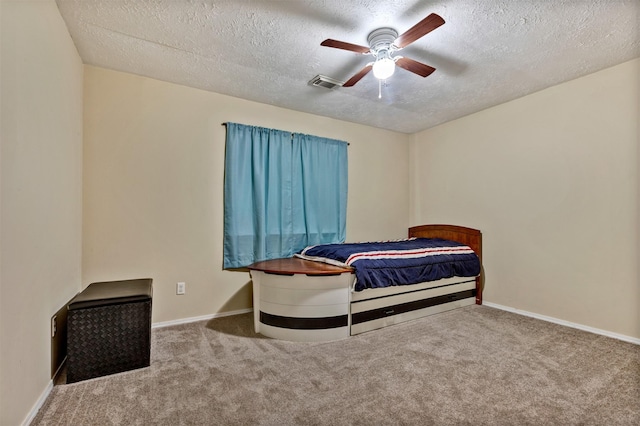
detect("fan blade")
[395,57,436,78]
[321,39,370,54]
[394,13,445,49]
[342,64,373,87]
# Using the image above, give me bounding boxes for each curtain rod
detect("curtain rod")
[221,122,349,145]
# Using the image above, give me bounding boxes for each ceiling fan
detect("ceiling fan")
[321,13,445,88]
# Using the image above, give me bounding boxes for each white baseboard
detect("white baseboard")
[23,380,53,426]
[483,302,640,345]
[152,308,253,329]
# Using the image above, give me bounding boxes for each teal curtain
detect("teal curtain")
[223,123,348,268]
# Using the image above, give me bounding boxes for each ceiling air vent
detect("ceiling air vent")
[308,75,344,89]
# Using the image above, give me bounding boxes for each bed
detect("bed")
[248,224,483,342]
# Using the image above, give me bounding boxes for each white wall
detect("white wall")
[82,66,410,324]
[410,59,639,339]
[0,0,83,424]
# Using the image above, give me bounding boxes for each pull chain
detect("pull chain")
[378,79,382,99]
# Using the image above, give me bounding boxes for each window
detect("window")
[223,123,348,268]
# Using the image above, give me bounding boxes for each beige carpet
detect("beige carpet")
[33,305,639,425]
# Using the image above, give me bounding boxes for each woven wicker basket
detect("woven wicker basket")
[66,279,152,383]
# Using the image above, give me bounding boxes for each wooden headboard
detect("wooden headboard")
[408,224,482,262]
[409,224,483,305]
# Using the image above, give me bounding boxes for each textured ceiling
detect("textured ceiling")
[56,0,639,134]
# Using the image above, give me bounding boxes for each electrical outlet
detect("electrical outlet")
[51,315,57,338]
[176,282,186,295]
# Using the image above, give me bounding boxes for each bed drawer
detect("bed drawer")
[351,281,475,314]
[350,281,476,335]
[350,297,476,335]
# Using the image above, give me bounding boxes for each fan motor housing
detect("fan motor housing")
[367,27,398,53]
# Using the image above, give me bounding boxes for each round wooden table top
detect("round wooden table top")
[248,257,353,276]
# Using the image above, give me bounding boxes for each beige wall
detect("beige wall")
[0,0,83,424]
[82,66,410,324]
[410,58,639,339]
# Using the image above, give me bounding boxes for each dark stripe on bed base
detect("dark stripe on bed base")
[260,312,348,330]
[351,289,476,325]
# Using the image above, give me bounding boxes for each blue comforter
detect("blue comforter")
[297,238,481,291]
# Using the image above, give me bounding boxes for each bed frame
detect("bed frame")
[248,224,482,342]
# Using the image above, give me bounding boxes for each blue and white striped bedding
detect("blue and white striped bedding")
[296,238,481,291]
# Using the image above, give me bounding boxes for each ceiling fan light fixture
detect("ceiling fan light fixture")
[372,57,395,80]
[320,14,444,89]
